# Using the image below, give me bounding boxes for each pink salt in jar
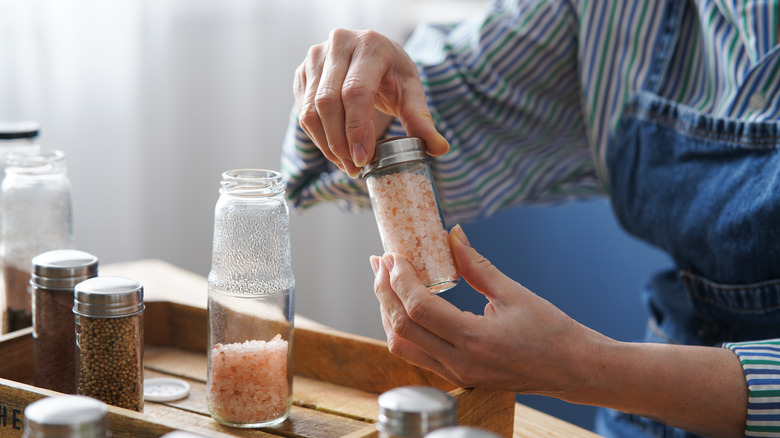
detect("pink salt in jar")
[362,137,458,293]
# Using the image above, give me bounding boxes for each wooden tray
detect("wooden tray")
[0,299,515,438]
[0,259,599,438]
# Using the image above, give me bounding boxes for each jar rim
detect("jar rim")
[5,148,66,174]
[220,169,284,196]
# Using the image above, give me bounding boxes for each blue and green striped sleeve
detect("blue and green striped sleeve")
[725,340,780,437]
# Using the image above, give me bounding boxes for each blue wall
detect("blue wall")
[439,198,672,431]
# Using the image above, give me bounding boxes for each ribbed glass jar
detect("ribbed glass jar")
[206,169,295,428]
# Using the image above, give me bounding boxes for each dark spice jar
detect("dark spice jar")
[74,276,144,411]
[31,249,98,394]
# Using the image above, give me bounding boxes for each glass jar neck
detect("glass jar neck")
[219,169,284,197]
[5,148,66,176]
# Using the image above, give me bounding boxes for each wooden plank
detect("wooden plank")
[143,369,375,438]
[0,328,33,384]
[293,325,455,395]
[453,387,516,438]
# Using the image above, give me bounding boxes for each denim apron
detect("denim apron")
[593,2,780,437]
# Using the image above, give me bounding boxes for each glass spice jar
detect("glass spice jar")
[0,121,40,335]
[362,137,458,293]
[207,169,295,428]
[377,386,457,438]
[74,276,144,411]
[23,395,109,438]
[2,148,74,333]
[31,249,98,394]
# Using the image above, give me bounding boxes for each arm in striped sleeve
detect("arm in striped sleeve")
[281,0,601,220]
[725,340,780,437]
[406,0,602,225]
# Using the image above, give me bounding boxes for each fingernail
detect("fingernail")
[352,143,367,167]
[382,254,395,271]
[452,224,471,248]
[370,256,380,275]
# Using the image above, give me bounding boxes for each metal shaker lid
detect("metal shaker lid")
[425,426,502,438]
[31,250,98,290]
[73,276,144,318]
[361,137,428,177]
[377,386,457,436]
[24,395,108,438]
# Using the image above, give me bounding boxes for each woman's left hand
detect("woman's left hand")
[370,225,609,396]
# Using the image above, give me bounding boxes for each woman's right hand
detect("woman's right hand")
[293,28,449,177]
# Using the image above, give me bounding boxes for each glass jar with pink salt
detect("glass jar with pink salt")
[207,169,295,428]
[362,137,458,293]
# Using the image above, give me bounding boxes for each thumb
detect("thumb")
[449,225,515,304]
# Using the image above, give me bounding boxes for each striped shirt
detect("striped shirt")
[281,1,780,435]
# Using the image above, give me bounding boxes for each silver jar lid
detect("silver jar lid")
[31,250,98,290]
[361,137,428,177]
[425,426,502,438]
[23,395,108,438]
[73,276,144,318]
[377,386,456,436]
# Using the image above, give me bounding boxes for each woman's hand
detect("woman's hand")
[369,224,606,395]
[370,225,748,438]
[293,28,449,177]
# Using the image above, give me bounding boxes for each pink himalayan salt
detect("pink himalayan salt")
[367,171,458,291]
[208,334,290,425]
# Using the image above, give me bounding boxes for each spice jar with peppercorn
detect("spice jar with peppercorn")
[73,276,144,411]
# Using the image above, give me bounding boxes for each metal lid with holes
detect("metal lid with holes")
[23,395,108,438]
[73,276,144,318]
[31,250,99,290]
[377,386,456,437]
[361,137,428,177]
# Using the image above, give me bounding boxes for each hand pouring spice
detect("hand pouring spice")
[362,137,458,293]
[31,249,98,394]
[74,276,144,411]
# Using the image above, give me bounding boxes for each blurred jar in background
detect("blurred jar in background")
[2,148,74,332]
[0,121,41,334]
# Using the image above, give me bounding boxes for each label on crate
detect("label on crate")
[0,403,24,433]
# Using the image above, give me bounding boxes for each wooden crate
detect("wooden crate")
[0,260,600,438]
[0,300,515,438]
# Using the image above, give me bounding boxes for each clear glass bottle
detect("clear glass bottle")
[74,276,144,411]
[362,137,458,293]
[23,395,109,438]
[2,148,74,332]
[32,249,98,394]
[377,386,457,438]
[0,121,42,335]
[207,169,295,428]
